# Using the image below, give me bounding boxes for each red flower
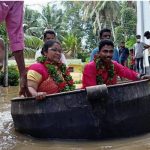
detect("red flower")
[66,71,70,76]
[58,82,66,90]
[97,69,103,75]
[68,80,74,85]
[44,61,49,65]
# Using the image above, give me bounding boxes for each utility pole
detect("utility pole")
[3,43,8,87]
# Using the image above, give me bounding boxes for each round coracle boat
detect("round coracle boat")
[11,79,150,139]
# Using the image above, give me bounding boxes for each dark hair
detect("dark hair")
[144,31,150,37]
[130,48,134,52]
[99,39,114,52]
[99,28,111,38]
[43,29,56,39]
[41,40,60,55]
[121,41,125,44]
[136,35,141,39]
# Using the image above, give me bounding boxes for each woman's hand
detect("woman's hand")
[35,92,47,100]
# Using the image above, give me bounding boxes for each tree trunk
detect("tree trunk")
[110,20,116,42]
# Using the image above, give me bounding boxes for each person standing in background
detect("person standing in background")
[133,35,150,73]
[129,48,135,70]
[90,28,119,62]
[119,42,129,66]
[35,29,67,65]
[144,31,150,65]
[144,31,150,40]
[0,1,31,97]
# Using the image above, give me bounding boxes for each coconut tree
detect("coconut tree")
[82,1,120,41]
[40,3,64,40]
[24,6,42,37]
[61,1,96,50]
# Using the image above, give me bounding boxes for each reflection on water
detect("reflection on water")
[1,86,150,150]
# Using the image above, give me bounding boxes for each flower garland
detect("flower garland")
[37,56,75,92]
[94,56,114,85]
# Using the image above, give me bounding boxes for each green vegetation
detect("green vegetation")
[0,65,19,86]
[1,1,137,59]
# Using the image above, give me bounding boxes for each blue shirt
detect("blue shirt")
[90,47,119,62]
[119,47,129,62]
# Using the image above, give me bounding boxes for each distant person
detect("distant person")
[144,31,150,65]
[129,49,135,70]
[0,2,31,97]
[27,40,75,100]
[0,38,4,70]
[144,31,150,40]
[133,35,150,73]
[82,40,150,88]
[90,28,119,62]
[35,29,67,65]
[119,42,129,66]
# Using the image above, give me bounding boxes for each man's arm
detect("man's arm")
[143,42,150,49]
[13,50,31,96]
[82,63,96,88]
[5,2,31,96]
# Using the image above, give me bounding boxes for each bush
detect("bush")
[77,52,89,62]
[74,80,82,84]
[0,65,19,86]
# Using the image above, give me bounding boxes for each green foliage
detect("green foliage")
[115,26,125,44]
[77,51,89,62]
[74,80,82,84]
[24,6,42,37]
[126,36,136,49]
[121,7,136,37]
[0,65,19,86]
[0,23,8,41]
[40,4,64,40]
[115,2,136,45]
[61,33,81,58]
[24,34,43,58]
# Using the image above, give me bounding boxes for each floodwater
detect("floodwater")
[1,87,150,150]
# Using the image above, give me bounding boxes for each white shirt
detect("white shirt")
[133,42,146,58]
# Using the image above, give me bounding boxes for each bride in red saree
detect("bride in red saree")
[27,40,75,100]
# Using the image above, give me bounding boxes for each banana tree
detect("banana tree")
[61,33,82,58]
[24,34,43,58]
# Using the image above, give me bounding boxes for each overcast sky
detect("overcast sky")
[24,0,63,11]
[24,0,61,5]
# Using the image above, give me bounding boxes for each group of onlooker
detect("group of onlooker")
[90,28,150,74]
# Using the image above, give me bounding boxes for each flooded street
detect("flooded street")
[1,86,150,150]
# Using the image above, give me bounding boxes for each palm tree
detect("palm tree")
[82,1,120,41]
[24,6,42,37]
[40,3,64,40]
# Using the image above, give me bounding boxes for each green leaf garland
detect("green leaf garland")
[94,56,114,85]
[37,56,75,92]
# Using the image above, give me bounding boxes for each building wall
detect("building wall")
[137,1,150,66]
